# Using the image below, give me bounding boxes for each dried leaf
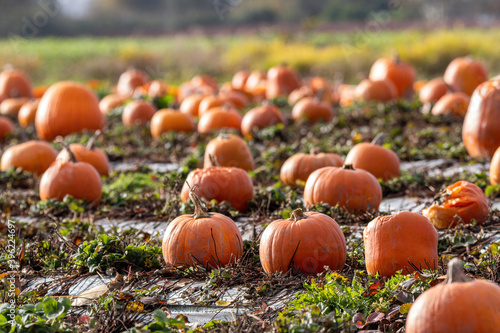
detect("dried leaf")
[362,281,385,297]
[216,300,232,306]
[366,311,384,324]
[126,301,144,312]
[72,284,109,306]
[353,312,366,329]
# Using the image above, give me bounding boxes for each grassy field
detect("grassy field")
[1,27,500,86]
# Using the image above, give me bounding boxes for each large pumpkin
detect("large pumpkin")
[150,109,195,138]
[203,133,254,171]
[280,149,343,186]
[406,258,500,332]
[443,57,488,96]
[181,166,253,211]
[364,211,438,277]
[304,164,382,214]
[422,181,488,229]
[369,55,416,98]
[0,116,14,141]
[1,140,57,175]
[163,183,243,268]
[35,81,104,141]
[0,67,32,99]
[259,208,346,275]
[240,104,285,136]
[462,79,500,158]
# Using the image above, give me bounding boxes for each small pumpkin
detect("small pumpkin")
[116,68,149,96]
[244,70,267,99]
[369,54,416,98]
[122,100,156,126]
[180,94,204,117]
[354,79,398,103]
[0,116,14,141]
[259,208,346,275]
[338,84,357,107]
[304,164,382,214]
[344,133,400,181]
[203,133,254,171]
[231,70,250,91]
[197,106,242,134]
[163,183,243,268]
[191,74,218,91]
[490,145,500,185]
[291,96,334,124]
[240,104,285,136]
[99,94,129,114]
[265,64,301,99]
[0,67,33,99]
[198,95,234,117]
[150,109,195,138]
[280,149,343,186]
[419,78,449,104]
[422,181,488,229]
[1,140,57,175]
[218,90,248,109]
[18,99,40,128]
[0,97,31,118]
[32,85,48,99]
[147,80,168,98]
[181,165,253,211]
[364,211,438,277]
[431,92,469,118]
[443,56,488,96]
[406,258,500,333]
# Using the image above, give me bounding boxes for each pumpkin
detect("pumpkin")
[197,106,242,134]
[0,97,31,118]
[280,149,343,186]
[244,70,267,101]
[163,182,243,268]
[198,95,234,117]
[35,81,104,141]
[231,70,250,91]
[240,104,286,136]
[39,144,102,203]
[218,90,248,109]
[191,74,218,91]
[490,146,500,185]
[147,80,168,98]
[266,64,301,99]
[32,85,48,99]
[18,99,40,128]
[288,86,315,106]
[354,79,398,103]
[259,208,346,275]
[56,131,109,177]
[0,116,14,141]
[1,140,57,175]
[181,165,253,211]
[344,133,400,181]
[291,97,334,124]
[462,79,500,158]
[0,67,32,99]
[422,181,488,229]
[444,57,488,96]
[203,133,254,171]
[180,94,204,117]
[338,84,357,107]
[364,211,438,277]
[150,109,195,138]
[431,92,469,118]
[177,80,214,103]
[406,258,500,333]
[419,78,449,104]
[99,94,129,114]
[304,164,382,214]
[122,100,156,126]
[116,68,149,96]
[369,55,416,98]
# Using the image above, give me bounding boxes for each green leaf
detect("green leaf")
[42,297,65,319]
[0,314,7,323]
[152,309,169,324]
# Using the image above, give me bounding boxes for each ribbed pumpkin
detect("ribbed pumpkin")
[354,79,398,103]
[1,140,57,175]
[443,57,488,96]
[163,183,243,268]
[280,149,343,186]
[0,97,31,118]
[304,164,382,214]
[292,97,334,124]
[266,64,301,99]
[369,55,416,98]
[39,145,102,204]
[116,68,149,96]
[197,106,242,134]
[462,79,500,158]
[240,104,285,136]
[18,99,40,128]
[150,109,195,138]
[122,100,156,126]
[431,92,469,118]
[98,94,129,114]
[422,181,488,229]
[35,81,104,141]
[419,78,449,104]
[0,116,14,141]
[181,166,253,211]
[259,208,346,275]
[204,133,254,171]
[406,258,500,333]
[344,134,400,181]
[364,211,438,277]
[0,67,33,99]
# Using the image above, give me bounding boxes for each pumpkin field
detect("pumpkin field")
[1,28,500,333]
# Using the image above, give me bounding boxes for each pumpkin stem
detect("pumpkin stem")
[444,258,470,283]
[289,208,307,221]
[186,181,211,219]
[310,147,321,155]
[342,164,354,170]
[371,133,387,146]
[55,138,77,163]
[86,130,102,150]
[208,154,220,167]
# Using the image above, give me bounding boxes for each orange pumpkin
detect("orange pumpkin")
[32,85,48,99]
[292,97,334,124]
[122,100,156,126]
[163,183,243,268]
[244,70,267,101]
[99,94,129,114]
[218,90,248,109]
[181,166,253,211]
[490,145,500,185]
[364,211,438,277]
[266,64,301,99]
[231,70,250,91]
[304,164,382,214]
[203,133,254,171]
[1,140,57,175]
[422,181,488,229]
[419,78,449,103]
[280,149,343,186]
[191,74,218,91]
[0,116,14,141]
[35,81,104,141]
[338,84,357,107]
[462,79,500,158]
[259,208,346,275]
[198,95,234,117]
[406,258,500,333]
[197,106,242,134]
[0,97,31,118]
[150,109,195,138]
[179,94,204,117]
[444,57,488,96]
[18,99,40,128]
[0,67,32,99]
[431,92,469,118]
[369,55,416,98]
[147,80,168,98]
[116,68,149,96]
[240,104,285,136]
[354,79,398,102]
